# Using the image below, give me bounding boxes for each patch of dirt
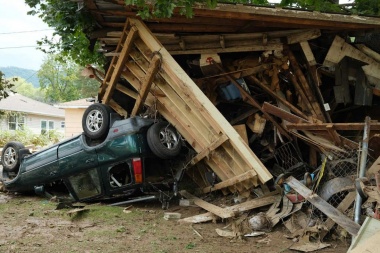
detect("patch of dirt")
[0,193,350,253]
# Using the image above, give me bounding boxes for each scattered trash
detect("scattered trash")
[163,212,182,220]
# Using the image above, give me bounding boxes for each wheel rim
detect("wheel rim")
[4,147,16,168]
[86,109,104,133]
[159,127,179,150]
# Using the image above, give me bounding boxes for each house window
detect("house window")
[8,115,25,130]
[61,121,65,128]
[41,120,55,134]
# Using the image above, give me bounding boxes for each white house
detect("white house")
[0,93,65,135]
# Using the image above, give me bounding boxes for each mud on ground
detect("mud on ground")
[0,193,351,253]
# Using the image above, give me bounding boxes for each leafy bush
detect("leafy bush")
[0,128,63,148]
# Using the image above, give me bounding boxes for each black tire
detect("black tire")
[2,141,25,172]
[147,122,181,159]
[318,177,354,201]
[82,103,111,139]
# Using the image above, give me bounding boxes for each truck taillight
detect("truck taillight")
[132,158,143,183]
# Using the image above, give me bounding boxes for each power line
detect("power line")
[0,45,49,50]
[0,29,54,35]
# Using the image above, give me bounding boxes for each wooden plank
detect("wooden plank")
[288,50,326,122]
[229,108,258,125]
[115,84,139,100]
[167,43,283,55]
[190,134,228,165]
[285,176,361,237]
[323,36,380,85]
[180,190,235,219]
[286,122,380,131]
[211,63,292,140]
[320,191,356,240]
[247,75,308,119]
[326,124,342,146]
[178,212,217,224]
[108,99,128,118]
[288,72,316,117]
[356,44,380,63]
[348,217,380,253]
[366,155,380,177]
[287,29,321,44]
[130,54,161,116]
[262,102,309,124]
[202,170,256,193]
[178,194,280,223]
[233,125,248,144]
[300,41,317,66]
[102,26,139,104]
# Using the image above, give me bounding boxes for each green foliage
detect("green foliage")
[37,55,99,103]
[0,127,63,147]
[354,0,380,15]
[13,77,45,102]
[278,0,344,12]
[125,0,271,19]
[0,71,16,100]
[25,0,104,66]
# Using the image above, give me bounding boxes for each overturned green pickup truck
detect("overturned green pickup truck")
[1,104,183,205]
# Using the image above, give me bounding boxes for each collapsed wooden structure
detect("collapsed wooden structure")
[98,17,272,193]
[81,1,380,194]
[78,3,380,243]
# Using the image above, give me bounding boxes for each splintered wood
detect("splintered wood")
[98,18,273,193]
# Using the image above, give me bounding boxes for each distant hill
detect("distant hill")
[0,66,39,88]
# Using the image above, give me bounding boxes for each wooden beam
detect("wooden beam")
[320,191,356,240]
[285,176,361,237]
[202,170,256,193]
[190,134,229,165]
[108,99,128,118]
[180,190,235,219]
[366,155,380,177]
[229,108,258,125]
[323,36,380,85]
[131,54,161,116]
[288,50,326,122]
[300,41,317,66]
[247,75,308,119]
[178,194,281,223]
[167,43,283,55]
[211,62,292,140]
[356,44,380,63]
[286,122,380,131]
[287,29,321,45]
[262,102,309,124]
[326,124,342,146]
[115,84,138,99]
[102,26,139,104]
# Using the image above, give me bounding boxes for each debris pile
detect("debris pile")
[89,13,380,250]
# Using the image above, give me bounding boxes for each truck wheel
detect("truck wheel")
[147,122,181,159]
[82,103,111,139]
[2,142,24,172]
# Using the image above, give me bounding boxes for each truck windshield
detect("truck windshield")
[68,168,102,199]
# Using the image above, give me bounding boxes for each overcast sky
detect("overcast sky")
[0,1,53,70]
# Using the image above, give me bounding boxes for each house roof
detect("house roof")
[57,98,93,109]
[0,93,64,118]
